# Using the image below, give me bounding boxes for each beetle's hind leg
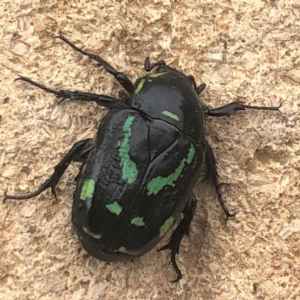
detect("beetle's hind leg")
[57,34,135,94]
[158,195,197,282]
[4,139,93,202]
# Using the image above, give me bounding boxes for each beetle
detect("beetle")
[4,34,281,281]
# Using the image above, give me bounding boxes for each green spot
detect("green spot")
[106,201,123,216]
[117,246,127,253]
[147,144,196,196]
[83,227,102,239]
[80,179,95,200]
[118,116,138,184]
[131,217,145,227]
[162,110,179,121]
[160,216,175,237]
[148,72,166,78]
[135,78,145,93]
[116,246,139,255]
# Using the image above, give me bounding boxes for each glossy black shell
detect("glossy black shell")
[72,69,206,260]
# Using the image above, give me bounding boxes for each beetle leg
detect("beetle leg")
[3,139,93,202]
[57,34,135,94]
[204,142,235,219]
[204,101,281,117]
[157,195,197,282]
[15,76,120,108]
[57,35,134,94]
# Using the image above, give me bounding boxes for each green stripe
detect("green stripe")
[148,72,166,78]
[118,116,138,184]
[83,227,102,239]
[159,216,175,237]
[147,144,196,196]
[135,78,145,93]
[162,110,179,121]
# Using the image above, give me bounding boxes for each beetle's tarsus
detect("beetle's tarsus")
[57,97,66,105]
[4,181,51,201]
[158,195,196,282]
[3,192,8,203]
[51,185,58,200]
[242,102,282,112]
[170,255,183,283]
[203,141,235,218]
[4,174,58,202]
[215,184,236,219]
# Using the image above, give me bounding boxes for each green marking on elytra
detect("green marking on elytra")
[83,227,102,239]
[162,110,180,121]
[159,216,175,237]
[147,144,196,196]
[80,179,95,200]
[118,116,138,184]
[116,246,138,255]
[131,216,145,227]
[106,201,123,216]
[135,78,145,93]
[186,143,195,163]
[117,246,127,253]
[148,72,166,78]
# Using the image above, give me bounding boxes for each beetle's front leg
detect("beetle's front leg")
[204,101,281,117]
[157,195,197,282]
[4,139,93,202]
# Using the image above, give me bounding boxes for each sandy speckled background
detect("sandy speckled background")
[1,1,300,299]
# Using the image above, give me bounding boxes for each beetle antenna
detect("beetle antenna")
[144,57,166,72]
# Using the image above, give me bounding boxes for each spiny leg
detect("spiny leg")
[57,34,135,94]
[15,76,120,108]
[158,195,197,282]
[204,142,235,219]
[4,139,93,202]
[204,101,281,117]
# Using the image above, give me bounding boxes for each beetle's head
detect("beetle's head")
[144,57,189,79]
[154,63,206,95]
[155,63,182,75]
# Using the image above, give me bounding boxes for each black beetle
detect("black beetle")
[4,34,281,281]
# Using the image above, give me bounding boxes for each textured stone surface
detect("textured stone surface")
[0,1,299,299]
